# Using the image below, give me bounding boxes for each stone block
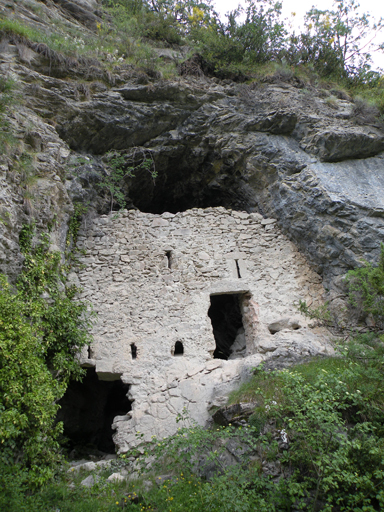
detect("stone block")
[261,218,277,226]
[152,218,169,227]
[81,475,99,487]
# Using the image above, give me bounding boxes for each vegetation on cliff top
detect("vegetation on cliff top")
[1,0,384,111]
[103,0,384,110]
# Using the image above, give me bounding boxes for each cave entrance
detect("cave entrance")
[208,293,246,360]
[57,368,131,455]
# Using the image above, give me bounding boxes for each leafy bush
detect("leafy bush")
[142,11,182,44]
[0,463,123,512]
[346,244,384,328]
[284,0,384,80]
[0,276,63,481]
[232,0,287,65]
[0,225,93,485]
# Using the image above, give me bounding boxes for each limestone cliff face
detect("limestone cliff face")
[1,0,384,300]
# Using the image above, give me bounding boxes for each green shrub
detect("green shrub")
[346,244,384,328]
[0,225,93,486]
[142,11,182,44]
[225,348,384,510]
[0,463,123,512]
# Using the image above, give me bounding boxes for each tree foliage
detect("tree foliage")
[230,0,287,64]
[188,0,287,73]
[103,0,216,43]
[111,0,383,83]
[346,244,384,328]
[285,0,384,79]
[0,226,93,485]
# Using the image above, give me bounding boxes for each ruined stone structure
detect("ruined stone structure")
[68,207,332,453]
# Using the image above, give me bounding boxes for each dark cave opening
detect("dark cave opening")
[69,146,259,217]
[124,149,258,215]
[57,368,131,455]
[208,294,245,360]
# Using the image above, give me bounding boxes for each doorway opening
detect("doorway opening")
[208,293,245,360]
[57,368,131,455]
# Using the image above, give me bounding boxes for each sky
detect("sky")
[212,0,384,70]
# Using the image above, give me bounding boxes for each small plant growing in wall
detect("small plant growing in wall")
[100,148,157,212]
[297,299,333,326]
[65,201,88,260]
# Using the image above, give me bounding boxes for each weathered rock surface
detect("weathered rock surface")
[80,474,100,487]
[43,76,384,292]
[212,402,257,427]
[0,47,73,279]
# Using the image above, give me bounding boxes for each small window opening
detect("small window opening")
[173,341,184,356]
[165,251,172,269]
[87,345,92,359]
[208,294,245,360]
[130,343,137,359]
[235,259,241,279]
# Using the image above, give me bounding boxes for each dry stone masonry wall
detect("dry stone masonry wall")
[74,207,332,452]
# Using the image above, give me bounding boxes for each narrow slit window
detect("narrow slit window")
[235,259,241,279]
[165,251,172,269]
[87,345,92,359]
[130,343,137,360]
[173,341,184,356]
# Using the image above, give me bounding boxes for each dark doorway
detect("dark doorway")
[57,368,131,454]
[208,294,244,360]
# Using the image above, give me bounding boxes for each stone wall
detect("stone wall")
[74,207,332,452]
